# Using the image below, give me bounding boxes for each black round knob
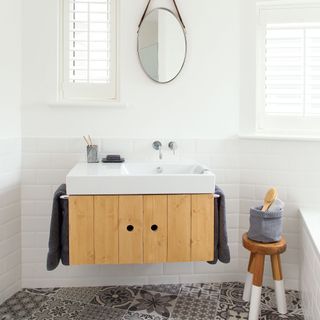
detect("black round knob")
[151,224,158,231]
[127,225,134,232]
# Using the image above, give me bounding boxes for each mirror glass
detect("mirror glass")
[137,8,187,83]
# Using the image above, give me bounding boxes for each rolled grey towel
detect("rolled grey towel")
[208,185,231,264]
[47,184,69,271]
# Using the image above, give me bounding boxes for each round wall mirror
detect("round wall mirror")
[137,8,187,83]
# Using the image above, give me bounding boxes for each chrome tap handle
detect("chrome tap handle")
[168,141,178,155]
[152,141,163,160]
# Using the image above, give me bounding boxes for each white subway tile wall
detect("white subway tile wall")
[301,220,320,320]
[0,138,21,304]
[21,137,241,289]
[239,139,320,290]
[20,137,320,290]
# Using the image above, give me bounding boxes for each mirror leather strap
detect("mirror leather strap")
[138,0,152,31]
[138,0,186,31]
[172,0,186,29]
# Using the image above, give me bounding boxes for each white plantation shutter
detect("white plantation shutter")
[61,0,117,101]
[306,27,320,115]
[265,24,320,115]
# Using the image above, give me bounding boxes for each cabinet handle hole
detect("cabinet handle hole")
[127,225,134,232]
[151,224,158,231]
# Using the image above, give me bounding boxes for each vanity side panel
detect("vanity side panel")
[119,196,143,264]
[94,196,119,264]
[167,195,191,262]
[69,196,94,265]
[143,195,168,263]
[191,194,214,261]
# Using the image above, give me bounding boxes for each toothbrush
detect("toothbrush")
[88,135,93,146]
[83,136,90,146]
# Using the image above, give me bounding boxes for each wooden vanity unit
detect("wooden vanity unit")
[69,194,214,265]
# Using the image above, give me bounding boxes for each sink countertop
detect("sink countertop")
[66,161,215,195]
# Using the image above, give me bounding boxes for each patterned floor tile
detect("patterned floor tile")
[77,303,126,320]
[90,286,138,310]
[215,300,249,320]
[253,287,303,315]
[54,286,102,304]
[215,283,249,320]
[180,283,221,301]
[221,282,244,289]
[228,310,249,319]
[123,311,167,320]
[0,291,48,320]
[141,284,181,295]
[129,290,177,318]
[217,283,304,320]
[30,298,85,320]
[23,288,60,298]
[0,282,305,320]
[171,295,219,320]
[219,282,249,307]
[260,309,304,319]
[284,290,304,313]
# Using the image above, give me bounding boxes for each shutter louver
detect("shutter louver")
[306,28,320,114]
[69,0,111,84]
[265,24,320,115]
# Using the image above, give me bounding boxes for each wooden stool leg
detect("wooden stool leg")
[243,253,255,301]
[271,254,287,314]
[249,254,265,320]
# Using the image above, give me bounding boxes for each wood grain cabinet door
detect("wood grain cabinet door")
[143,195,168,263]
[69,194,214,265]
[69,196,94,265]
[191,194,214,261]
[94,196,119,264]
[167,195,191,262]
[118,196,143,264]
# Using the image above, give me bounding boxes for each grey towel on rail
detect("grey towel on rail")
[47,184,69,271]
[208,185,230,264]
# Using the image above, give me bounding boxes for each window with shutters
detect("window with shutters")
[60,0,118,101]
[256,3,320,134]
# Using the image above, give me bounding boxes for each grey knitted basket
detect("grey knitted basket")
[248,206,283,243]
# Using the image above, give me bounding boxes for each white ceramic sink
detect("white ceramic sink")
[66,161,215,195]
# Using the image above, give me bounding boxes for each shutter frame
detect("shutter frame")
[256,4,320,134]
[60,0,118,101]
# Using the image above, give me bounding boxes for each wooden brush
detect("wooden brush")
[261,187,278,212]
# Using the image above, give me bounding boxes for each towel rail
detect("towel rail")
[60,194,221,199]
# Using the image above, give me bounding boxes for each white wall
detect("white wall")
[0,0,22,304]
[18,0,320,293]
[21,0,240,139]
[239,0,256,135]
[20,0,242,288]
[237,0,320,290]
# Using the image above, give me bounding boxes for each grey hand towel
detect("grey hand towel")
[47,184,69,271]
[208,185,231,264]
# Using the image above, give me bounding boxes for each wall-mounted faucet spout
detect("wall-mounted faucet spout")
[152,141,162,160]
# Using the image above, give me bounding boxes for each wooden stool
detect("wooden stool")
[242,232,287,320]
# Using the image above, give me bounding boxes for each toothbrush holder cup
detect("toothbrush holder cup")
[87,145,99,163]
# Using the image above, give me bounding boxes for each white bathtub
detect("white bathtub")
[300,209,320,320]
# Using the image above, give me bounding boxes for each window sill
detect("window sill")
[238,133,320,142]
[49,100,128,109]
